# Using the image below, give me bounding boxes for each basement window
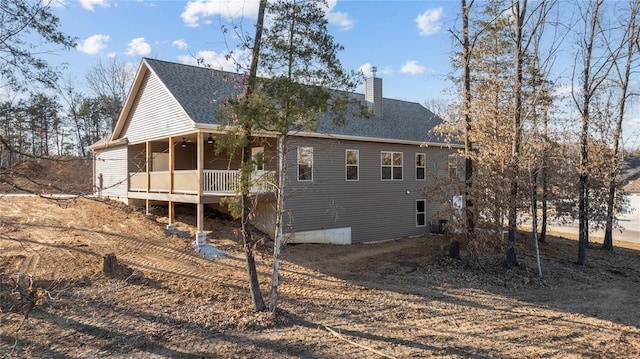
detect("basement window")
[416,199,426,227]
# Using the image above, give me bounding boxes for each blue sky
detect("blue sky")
[44,0,640,147]
[50,0,458,104]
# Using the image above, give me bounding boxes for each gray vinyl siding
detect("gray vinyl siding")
[283,137,454,243]
[117,71,195,143]
[94,146,128,201]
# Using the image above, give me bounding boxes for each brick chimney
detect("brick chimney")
[365,66,383,117]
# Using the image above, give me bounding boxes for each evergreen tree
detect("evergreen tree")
[0,0,76,90]
[219,0,361,312]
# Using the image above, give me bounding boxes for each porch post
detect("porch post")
[145,141,151,215]
[169,137,174,194]
[195,132,207,245]
[166,137,176,232]
[197,132,203,197]
[167,201,175,231]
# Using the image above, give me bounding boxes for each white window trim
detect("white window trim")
[381,151,403,181]
[416,199,427,227]
[416,153,426,181]
[297,146,313,182]
[448,154,458,179]
[346,149,359,181]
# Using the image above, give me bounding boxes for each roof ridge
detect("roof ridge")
[143,57,244,78]
[139,57,447,144]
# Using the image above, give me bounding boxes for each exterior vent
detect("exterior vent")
[365,66,383,117]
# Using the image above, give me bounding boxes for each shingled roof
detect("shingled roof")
[144,57,447,145]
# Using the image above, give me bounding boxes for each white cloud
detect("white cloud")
[107,52,117,58]
[416,7,443,36]
[400,60,426,75]
[324,0,354,31]
[326,10,354,31]
[181,0,260,27]
[358,63,392,77]
[77,34,110,55]
[181,0,354,30]
[126,37,152,56]
[79,0,109,12]
[172,39,189,50]
[177,49,249,72]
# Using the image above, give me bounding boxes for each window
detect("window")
[346,149,359,181]
[381,151,403,180]
[416,153,426,180]
[448,154,458,179]
[297,146,313,181]
[416,200,426,227]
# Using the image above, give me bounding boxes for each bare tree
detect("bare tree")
[59,80,89,157]
[85,57,134,130]
[445,0,514,254]
[602,0,639,250]
[461,0,476,243]
[505,0,527,266]
[572,0,616,265]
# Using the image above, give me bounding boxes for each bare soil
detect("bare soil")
[0,156,92,195]
[1,196,639,358]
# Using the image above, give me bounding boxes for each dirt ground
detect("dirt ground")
[1,196,639,358]
[0,157,92,195]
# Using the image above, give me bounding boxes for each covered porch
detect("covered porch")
[126,132,276,242]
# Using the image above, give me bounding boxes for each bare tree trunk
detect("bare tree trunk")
[578,107,589,265]
[604,1,638,250]
[577,0,601,266]
[530,160,543,277]
[271,1,298,312]
[240,0,268,312]
[540,113,549,244]
[240,133,265,312]
[603,183,616,249]
[462,0,475,242]
[507,0,527,267]
[271,135,286,312]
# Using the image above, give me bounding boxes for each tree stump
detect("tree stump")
[102,253,118,277]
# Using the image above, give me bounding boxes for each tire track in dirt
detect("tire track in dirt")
[90,232,250,289]
[16,254,40,275]
[91,232,215,280]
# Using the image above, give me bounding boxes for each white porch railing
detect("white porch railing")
[129,170,275,194]
[202,170,276,194]
[202,170,238,193]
